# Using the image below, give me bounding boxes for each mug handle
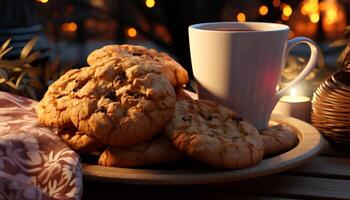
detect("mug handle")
[276,37,319,99]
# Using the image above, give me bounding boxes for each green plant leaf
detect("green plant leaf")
[20,37,38,60]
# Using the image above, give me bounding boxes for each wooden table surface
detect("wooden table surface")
[82,140,350,200]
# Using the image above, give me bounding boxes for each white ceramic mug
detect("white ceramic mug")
[189,22,318,130]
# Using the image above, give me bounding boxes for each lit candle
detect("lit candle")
[272,88,311,122]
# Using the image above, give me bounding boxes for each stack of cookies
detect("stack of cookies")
[36,44,298,169]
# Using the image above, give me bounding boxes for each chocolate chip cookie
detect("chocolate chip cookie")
[58,128,105,153]
[69,59,176,146]
[36,68,87,128]
[165,100,264,169]
[87,44,189,87]
[98,134,184,167]
[261,124,299,156]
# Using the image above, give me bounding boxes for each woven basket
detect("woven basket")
[311,68,350,149]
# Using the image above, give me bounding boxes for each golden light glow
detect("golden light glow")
[289,30,294,38]
[301,0,319,15]
[319,2,327,11]
[237,12,246,22]
[259,5,269,16]
[282,5,293,17]
[272,0,280,7]
[62,22,77,32]
[310,13,320,23]
[37,0,48,3]
[290,88,297,96]
[281,14,290,21]
[145,0,155,8]
[127,27,137,38]
[300,0,320,24]
[325,7,338,24]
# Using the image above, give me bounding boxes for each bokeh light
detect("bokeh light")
[237,12,246,22]
[62,22,77,32]
[145,0,155,8]
[259,5,269,16]
[127,27,138,38]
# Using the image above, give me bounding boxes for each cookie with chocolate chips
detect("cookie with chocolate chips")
[86,44,189,87]
[261,124,299,156]
[69,59,176,146]
[36,67,91,128]
[164,100,264,169]
[98,134,184,167]
[58,128,105,154]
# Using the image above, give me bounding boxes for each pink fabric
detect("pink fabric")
[0,92,82,200]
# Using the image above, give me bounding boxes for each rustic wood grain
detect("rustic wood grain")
[82,179,300,200]
[288,156,350,179]
[320,141,350,157]
[217,175,350,200]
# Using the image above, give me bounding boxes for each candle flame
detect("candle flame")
[290,88,297,96]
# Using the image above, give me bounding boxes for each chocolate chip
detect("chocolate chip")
[96,107,107,113]
[134,93,141,98]
[56,94,66,99]
[127,91,144,99]
[232,116,243,123]
[182,115,192,122]
[104,90,118,101]
[115,71,126,83]
[72,79,88,92]
[132,52,143,56]
[208,115,219,121]
[208,133,215,137]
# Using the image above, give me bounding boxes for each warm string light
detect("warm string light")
[300,0,341,25]
[324,3,338,25]
[127,27,137,38]
[282,5,293,17]
[37,0,48,3]
[62,22,77,32]
[310,13,320,23]
[259,5,269,16]
[280,4,292,21]
[236,12,246,22]
[301,0,320,23]
[145,0,155,8]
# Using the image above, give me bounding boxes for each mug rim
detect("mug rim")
[189,22,290,33]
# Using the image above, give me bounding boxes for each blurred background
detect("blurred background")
[0,0,350,99]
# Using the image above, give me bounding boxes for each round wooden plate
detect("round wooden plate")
[82,114,323,185]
